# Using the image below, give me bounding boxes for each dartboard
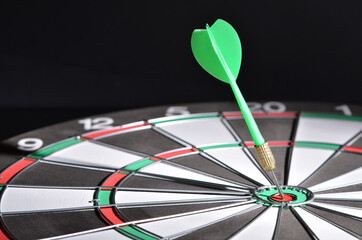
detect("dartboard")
[0,102,361,240]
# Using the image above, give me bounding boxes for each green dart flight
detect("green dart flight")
[191,19,284,199]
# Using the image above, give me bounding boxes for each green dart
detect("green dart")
[191,19,284,200]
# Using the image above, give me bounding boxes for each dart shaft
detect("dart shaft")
[271,170,285,200]
[229,81,265,146]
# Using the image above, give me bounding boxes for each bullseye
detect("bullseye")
[270,193,297,202]
[254,185,315,207]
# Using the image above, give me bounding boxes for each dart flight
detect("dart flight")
[191,19,284,199]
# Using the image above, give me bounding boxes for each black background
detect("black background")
[1,1,362,139]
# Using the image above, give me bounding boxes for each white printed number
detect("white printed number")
[335,105,352,116]
[17,138,43,151]
[166,106,190,116]
[248,102,286,113]
[78,117,114,130]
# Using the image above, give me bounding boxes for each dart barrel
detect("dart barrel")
[255,142,276,171]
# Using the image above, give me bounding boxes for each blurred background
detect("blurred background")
[1,1,362,139]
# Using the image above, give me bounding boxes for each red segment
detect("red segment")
[344,146,362,154]
[268,141,291,146]
[271,193,295,202]
[99,207,124,225]
[156,148,198,159]
[150,157,161,161]
[223,112,297,118]
[84,123,150,139]
[0,220,12,240]
[102,172,129,187]
[0,227,11,240]
[0,158,36,184]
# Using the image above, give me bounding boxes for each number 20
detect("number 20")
[248,102,287,113]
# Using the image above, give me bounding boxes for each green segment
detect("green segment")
[29,138,82,159]
[119,227,159,240]
[118,170,131,174]
[152,115,217,125]
[124,159,156,171]
[191,19,265,146]
[199,143,240,151]
[296,142,341,150]
[98,190,113,205]
[302,112,362,121]
[259,188,308,204]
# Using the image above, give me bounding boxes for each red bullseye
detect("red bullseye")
[271,193,296,202]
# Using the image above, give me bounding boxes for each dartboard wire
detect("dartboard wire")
[114,186,251,196]
[271,207,283,240]
[151,114,271,188]
[308,202,362,221]
[86,128,255,189]
[150,159,255,189]
[2,183,250,196]
[161,203,262,240]
[297,129,362,187]
[222,111,300,184]
[284,111,301,185]
[37,159,116,172]
[86,138,149,158]
[97,167,251,239]
[227,205,274,239]
[314,189,362,201]
[132,121,258,189]
[151,126,192,148]
[149,116,271,187]
[42,200,258,240]
[95,166,251,240]
[198,152,266,187]
[0,196,252,216]
[218,114,242,143]
[130,172,249,192]
[289,207,320,239]
[220,114,274,183]
[2,185,252,212]
[131,161,254,191]
[291,206,362,239]
[219,114,274,184]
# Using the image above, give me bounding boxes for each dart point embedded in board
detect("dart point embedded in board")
[191,19,285,200]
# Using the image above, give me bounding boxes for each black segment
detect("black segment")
[120,175,214,191]
[170,154,257,187]
[120,202,229,222]
[350,137,362,148]
[302,152,362,189]
[278,209,312,240]
[305,205,362,235]
[98,128,184,155]
[10,162,111,186]
[3,210,106,240]
[228,118,294,141]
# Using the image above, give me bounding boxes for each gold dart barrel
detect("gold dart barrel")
[254,142,275,171]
